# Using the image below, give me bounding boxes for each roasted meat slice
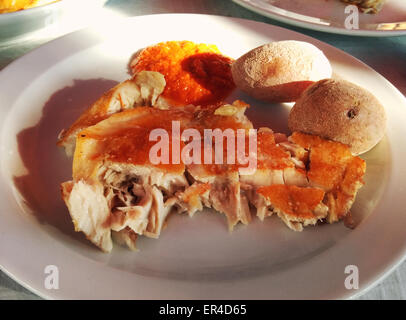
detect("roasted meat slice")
[61,102,254,251]
[60,100,366,252]
[57,71,167,156]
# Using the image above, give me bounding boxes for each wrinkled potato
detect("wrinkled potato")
[231,41,332,103]
[288,79,387,155]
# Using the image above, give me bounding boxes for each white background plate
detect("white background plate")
[233,0,406,36]
[1,14,406,299]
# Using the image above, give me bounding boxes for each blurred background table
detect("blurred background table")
[1,0,406,300]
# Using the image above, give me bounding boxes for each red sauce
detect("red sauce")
[82,106,254,174]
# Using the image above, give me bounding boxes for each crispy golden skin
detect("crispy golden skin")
[289,132,366,223]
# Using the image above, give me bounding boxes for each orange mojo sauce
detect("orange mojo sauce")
[131,41,235,106]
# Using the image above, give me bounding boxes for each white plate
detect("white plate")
[1,14,406,300]
[233,0,406,36]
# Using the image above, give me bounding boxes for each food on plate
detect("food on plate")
[61,102,252,252]
[231,41,332,103]
[288,79,387,155]
[0,0,57,13]
[57,71,166,156]
[60,99,365,252]
[59,40,369,252]
[341,0,386,13]
[130,41,235,106]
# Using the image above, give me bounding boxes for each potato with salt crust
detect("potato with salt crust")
[231,41,332,103]
[288,79,387,155]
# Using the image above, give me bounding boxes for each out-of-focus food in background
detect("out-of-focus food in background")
[340,0,387,13]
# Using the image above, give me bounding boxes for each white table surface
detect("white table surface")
[1,0,406,300]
